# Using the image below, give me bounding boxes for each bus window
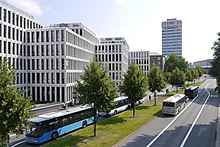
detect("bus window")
[48,120,59,131]
[26,123,43,138]
[163,102,174,107]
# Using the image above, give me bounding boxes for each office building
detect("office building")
[95,37,129,86]
[0,1,99,103]
[161,18,182,56]
[25,24,98,102]
[0,0,43,98]
[129,51,150,75]
[193,59,212,67]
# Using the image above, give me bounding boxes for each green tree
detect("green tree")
[164,72,172,83]
[185,69,193,85]
[169,67,186,92]
[191,69,199,83]
[0,59,33,146]
[210,32,220,92]
[195,65,203,79]
[74,60,118,137]
[164,54,189,72]
[148,66,166,106]
[120,63,148,117]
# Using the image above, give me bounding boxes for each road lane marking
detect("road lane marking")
[11,140,25,147]
[180,84,210,147]
[146,88,204,147]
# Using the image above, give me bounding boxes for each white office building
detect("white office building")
[0,0,43,98]
[0,1,99,103]
[25,25,98,102]
[129,51,150,74]
[95,37,129,86]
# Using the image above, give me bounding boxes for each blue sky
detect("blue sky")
[7,0,220,63]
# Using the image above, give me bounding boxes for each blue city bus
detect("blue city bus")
[184,86,199,99]
[25,105,94,144]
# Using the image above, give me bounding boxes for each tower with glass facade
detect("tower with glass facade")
[161,18,182,56]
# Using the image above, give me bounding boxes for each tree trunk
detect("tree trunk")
[154,92,157,106]
[132,100,135,117]
[93,104,97,137]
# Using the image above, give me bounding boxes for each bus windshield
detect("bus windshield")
[163,102,174,107]
[26,123,44,138]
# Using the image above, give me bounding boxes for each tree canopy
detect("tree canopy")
[148,66,166,106]
[74,60,118,136]
[169,67,186,92]
[0,59,33,146]
[195,65,203,78]
[164,72,172,83]
[164,53,189,72]
[210,32,220,92]
[185,69,193,85]
[191,69,199,83]
[120,62,148,117]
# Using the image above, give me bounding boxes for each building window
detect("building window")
[8,10,11,23]
[46,31,49,42]
[56,30,59,42]
[37,59,40,70]
[61,59,64,70]
[61,30,64,41]
[51,45,55,56]
[36,45,40,56]
[51,31,54,42]
[3,25,6,37]
[41,59,44,70]
[41,45,45,56]
[31,32,35,43]
[56,44,59,56]
[46,45,49,56]
[51,59,54,70]
[61,44,64,55]
[41,31,44,42]
[20,16,22,28]
[3,9,6,22]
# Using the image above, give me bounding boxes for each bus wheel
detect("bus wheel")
[128,105,131,109]
[82,121,87,128]
[51,132,58,140]
[114,110,117,115]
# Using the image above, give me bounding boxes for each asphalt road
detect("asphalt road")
[115,77,219,147]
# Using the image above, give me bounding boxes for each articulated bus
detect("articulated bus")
[162,94,188,115]
[26,105,94,144]
[98,96,131,117]
[185,86,199,99]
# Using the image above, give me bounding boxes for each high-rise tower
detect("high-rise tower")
[161,18,182,56]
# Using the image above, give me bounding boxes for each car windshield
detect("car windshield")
[26,123,43,137]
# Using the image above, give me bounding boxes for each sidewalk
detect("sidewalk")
[32,102,62,111]
[215,94,220,147]
[143,84,175,103]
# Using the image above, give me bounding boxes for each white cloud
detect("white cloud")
[8,0,43,15]
[115,0,127,5]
